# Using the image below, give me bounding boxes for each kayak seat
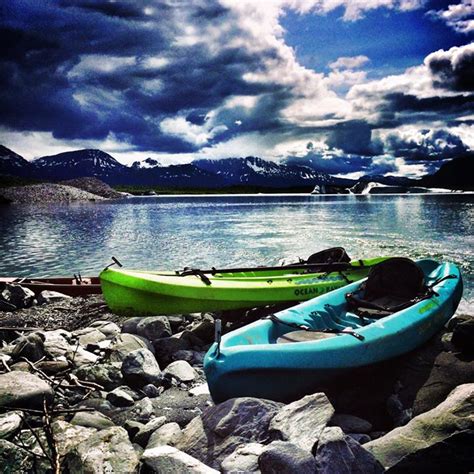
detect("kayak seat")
[277,330,337,344]
[346,258,426,318]
[305,247,351,265]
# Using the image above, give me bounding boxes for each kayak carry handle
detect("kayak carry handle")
[104,256,123,271]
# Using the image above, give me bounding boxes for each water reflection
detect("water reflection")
[0,194,472,303]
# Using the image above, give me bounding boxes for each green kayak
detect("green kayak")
[100,250,389,315]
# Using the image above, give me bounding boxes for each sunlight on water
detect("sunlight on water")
[0,194,473,312]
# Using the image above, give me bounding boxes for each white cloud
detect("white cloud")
[428,0,474,34]
[159,117,228,146]
[329,55,370,70]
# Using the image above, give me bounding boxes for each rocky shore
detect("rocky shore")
[0,177,126,203]
[0,283,473,473]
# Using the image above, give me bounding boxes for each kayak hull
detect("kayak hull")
[204,259,463,403]
[100,258,387,315]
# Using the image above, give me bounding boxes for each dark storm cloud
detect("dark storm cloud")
[325,120,383,156]
[384,129,469,160]
[427,45,474,92]
[0,0,290,153]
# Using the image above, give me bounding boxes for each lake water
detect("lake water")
[1,194,473,314]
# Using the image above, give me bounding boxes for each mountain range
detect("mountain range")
[0,145,472,190]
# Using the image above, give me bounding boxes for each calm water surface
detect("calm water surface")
[1,194,473,312]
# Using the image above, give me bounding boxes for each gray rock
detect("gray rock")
[142,445,219,473]
[124,420,145,439]
[146,422,182,449]
[315,426,384,473]
[259,441,316,473]
[142,383,163,398]
[109,396,154,426]
[89,320,121,338]
[387,393,412,426]
[221,442,264,473]
[66,345,99,366]
[189,383,210,397]
[107,387,135,407]
[151,387,212,427]
[0,371,54,409]
[153,336,191,367]
[175,397,282,469]
[121,317,143,334]
[0,411,22,439]
[11,332,45,362]
[0,283,35,310]
[164,360,198,383]
[413,351,474,416]
[42,329,73,358]
[365,383,474,472]
[70,410,115,430]
[37,290,72,304]
[135,316,172,340]
[269,392,334,452]
[134,416,167,447]
[73,327,107,347]
[330,413,373,434]
[108,333,154,363]
[74,362,123,390]
[51,420,97,460]
[173,349,206,365]
[122,348,161,388]
[0,439,34,473]
[188,320,215,344]
[65,426,139,473]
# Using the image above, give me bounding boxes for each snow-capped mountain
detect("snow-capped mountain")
[193,156,343,187]
[0,145,35,177]
[34,149,128,182]
[131,157,162,169]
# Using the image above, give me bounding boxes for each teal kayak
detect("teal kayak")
[204,259,463,403]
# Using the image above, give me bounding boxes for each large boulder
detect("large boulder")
[412,351,474,415]
[64,426,139,473]
[142,445,218,473]
[259,441,316,474]
[175,397,282,469]
[70,410,115,430]
[269,392,334,452]
[42,329,73,358]
[0,371,53,409]
[133,416,167,447]
[365,383,474,472]
[51,420,97,461]
[121,348,161,388]
[315,426,384,473]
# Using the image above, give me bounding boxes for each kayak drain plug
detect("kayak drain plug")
[214,319,222,357]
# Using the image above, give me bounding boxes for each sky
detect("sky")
[0,0,473,177]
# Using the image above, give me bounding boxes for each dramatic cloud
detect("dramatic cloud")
[426,44,474,92]
[428,0,474,34]
[383,128,469,160]
[0,0,471,177]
